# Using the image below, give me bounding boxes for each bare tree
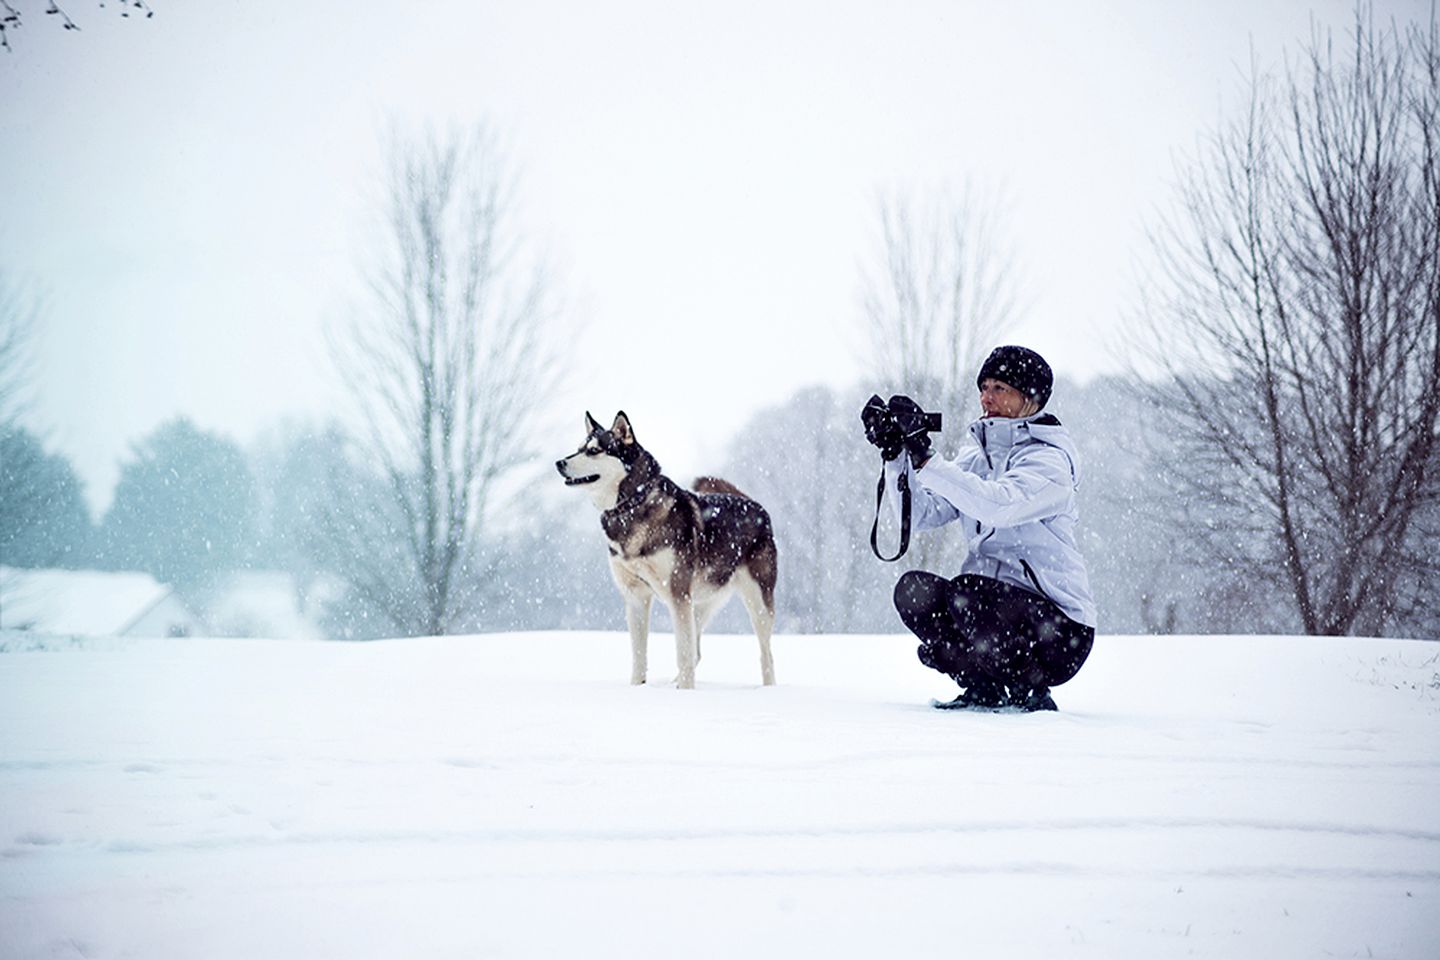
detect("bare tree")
[861,184,1022,423]
[321,124,562,638]
[0,276,27,633]
[0,274,41,565]
[858,184,1024,574]
[717,385,892,633]
[0,1,152,52]
[0,273,37,429]
[1135,7,1440,636]
[1,274,40,616]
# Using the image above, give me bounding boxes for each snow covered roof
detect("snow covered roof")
[0,568,204,637]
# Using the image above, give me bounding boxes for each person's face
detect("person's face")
[979,378,1028,418]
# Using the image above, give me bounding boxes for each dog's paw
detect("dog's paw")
[630,675,646,685]
[675,675,695,690]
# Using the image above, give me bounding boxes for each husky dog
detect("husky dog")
[556,412,777,689]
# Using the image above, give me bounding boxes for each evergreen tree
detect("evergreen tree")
[99,418,256,586]
[0,426,93,568]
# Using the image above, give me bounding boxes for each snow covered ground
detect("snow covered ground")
[1,629,1437,959]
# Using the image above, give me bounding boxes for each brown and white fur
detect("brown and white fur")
[556,411,777,689]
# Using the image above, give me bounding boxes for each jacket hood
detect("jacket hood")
[968,412,1081,486]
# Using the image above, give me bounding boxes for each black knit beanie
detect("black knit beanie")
[976,345,1053,410]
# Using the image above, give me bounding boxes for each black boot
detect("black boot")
[1008,686,1058,712]
[931,676,1007,710]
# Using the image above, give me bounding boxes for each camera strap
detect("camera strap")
[869,462,912,562]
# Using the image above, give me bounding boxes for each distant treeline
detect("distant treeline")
[4,376,1434,640]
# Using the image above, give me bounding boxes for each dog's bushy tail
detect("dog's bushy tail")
[692,476,752,500]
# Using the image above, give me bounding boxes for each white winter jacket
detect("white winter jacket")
[886,412,1098,627]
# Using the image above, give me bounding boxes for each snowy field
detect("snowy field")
[1,629,1437,959]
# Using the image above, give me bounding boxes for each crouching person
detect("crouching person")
[867,346,1097,712]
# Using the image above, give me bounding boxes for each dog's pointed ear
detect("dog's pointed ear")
[611,411,634,445]
[585,411,602,435]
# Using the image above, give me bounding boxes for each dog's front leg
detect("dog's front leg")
[673,595,697,690]
[625,593,652,685]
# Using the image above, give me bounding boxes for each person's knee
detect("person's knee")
[894,570,942,615]
[916,642,940,670]
[893,569,925,603]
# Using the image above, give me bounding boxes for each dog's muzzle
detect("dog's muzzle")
[556,460,599,486]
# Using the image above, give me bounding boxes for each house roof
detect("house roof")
[0,568,200,635]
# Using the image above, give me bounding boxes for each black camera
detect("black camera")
[861,394,942,461]
[862,394,942,561]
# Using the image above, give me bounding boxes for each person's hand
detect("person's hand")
[885,396,933,466]
[905,432,932,468]
[861,394,905,461]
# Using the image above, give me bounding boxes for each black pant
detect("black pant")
[894,571,1094,693]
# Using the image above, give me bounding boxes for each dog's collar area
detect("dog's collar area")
[611,481,654,511]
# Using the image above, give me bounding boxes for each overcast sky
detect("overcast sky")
[1,0,1422,513]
